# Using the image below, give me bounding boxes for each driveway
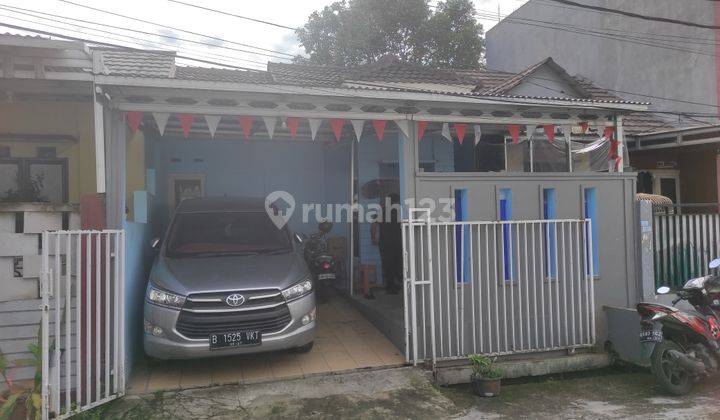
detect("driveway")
[84,365,720,419]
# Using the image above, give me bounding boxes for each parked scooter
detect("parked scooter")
[303,221,337,288]
[637,258,720,395]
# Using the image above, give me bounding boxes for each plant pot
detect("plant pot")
[471,377,501,397]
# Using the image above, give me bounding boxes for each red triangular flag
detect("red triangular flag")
[178,114,194,138]
[417,121,427,141]
[507,125,520,144]
[126,111,143,133]
[330,118,345,142]
[237,116,253,139]
[286,117,301,139]
[579,122,589,134]
[372,120,387,141]
[454,123,467,145]
[543,124,555,143]
[603,126,615,140]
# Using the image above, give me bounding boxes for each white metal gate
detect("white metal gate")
[402,210,595,364]
[40,230,125,420]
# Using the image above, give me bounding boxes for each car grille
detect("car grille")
[176,289,291,339]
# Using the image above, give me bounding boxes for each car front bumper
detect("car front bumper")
[143,292,316,360]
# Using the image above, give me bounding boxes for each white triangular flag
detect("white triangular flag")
[473,125,482,145]
[562,125,573,142]
[308,118,322,141]
[351,120,365,142]
[153,112,169,136]
[395,120,411,140]
[526,125,535,141]
[262,117,277,139]
[441,123,452,142]
[204,115,221,138]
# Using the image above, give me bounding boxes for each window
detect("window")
[499,188,513,280]
[584,188,599,276]
[0,158,68,203]
[454,189,470,283]
[543,188,557,279]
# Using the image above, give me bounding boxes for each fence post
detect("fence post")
[637,201,656,301]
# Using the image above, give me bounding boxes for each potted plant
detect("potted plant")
[468,354,503,397]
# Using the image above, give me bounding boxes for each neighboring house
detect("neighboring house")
[1,34,653,417]
[486,0,720,209]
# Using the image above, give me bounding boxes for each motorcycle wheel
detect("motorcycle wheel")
[651,340,693,396]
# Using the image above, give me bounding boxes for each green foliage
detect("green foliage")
[3,173,47,203]
[0,337,43,420]
[296,0,484,69]
[468,354,503,380]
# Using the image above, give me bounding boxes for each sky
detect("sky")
[0,0,529,70]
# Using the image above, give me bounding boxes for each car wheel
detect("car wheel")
[293,341,314,353]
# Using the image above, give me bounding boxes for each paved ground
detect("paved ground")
[78,364,720,419]
[128,292,404,394]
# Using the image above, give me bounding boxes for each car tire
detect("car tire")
[293,341,314,353]
[651,340,694,396]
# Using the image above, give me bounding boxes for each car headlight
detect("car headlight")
[282,279,313,301]
[147,286,186,309]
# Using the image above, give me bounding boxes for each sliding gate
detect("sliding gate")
[402,210,596,364]
[40,230,125,420]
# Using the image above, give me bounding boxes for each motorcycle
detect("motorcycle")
[637,258,720,395]
[303,221,337,288]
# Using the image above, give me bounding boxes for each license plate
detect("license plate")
[209,330,261,350]
[639,330,663,343]
[318,273,335,280]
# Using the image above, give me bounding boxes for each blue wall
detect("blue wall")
[123,220,153,379]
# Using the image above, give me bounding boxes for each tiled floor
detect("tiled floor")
[128,292,406,394]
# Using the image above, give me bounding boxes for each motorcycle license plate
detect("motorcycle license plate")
[318,273,335,280]
[639,330,663,343]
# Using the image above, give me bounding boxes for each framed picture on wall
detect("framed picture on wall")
[168,174,205,210]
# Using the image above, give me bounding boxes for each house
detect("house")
[485,0,720,210]
[0,34,651,418]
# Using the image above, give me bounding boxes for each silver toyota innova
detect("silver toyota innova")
[143,197,316,359]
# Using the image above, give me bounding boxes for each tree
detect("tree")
[295,0,484,69]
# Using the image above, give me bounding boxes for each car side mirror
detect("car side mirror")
[151,238,161,249]
[657,286,671,295]
[710,258,720,270]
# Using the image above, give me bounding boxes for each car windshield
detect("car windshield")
[166,211,291,258]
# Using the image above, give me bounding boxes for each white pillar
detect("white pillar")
[616,115,625,173]
[93,86,106,193]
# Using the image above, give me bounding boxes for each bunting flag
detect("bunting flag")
[351,120,365,142]
[603,126,615,140]
[454,123,467,145]
[562,125,573,143]
[441,123,452,142]
[329,118,345,142]
[395,120,411,140]
[237,116,254,139]
[178,114,194,138]
[372,120,387,141]
[286,117,301,138]
[526,125,536,141]
[417,121,428,141]
[152,112,169,136]
[579,121,589,134]
[473,125,482,145]
[263,116,277,139]
[126,111,143,133]
[507,125,520,144]
[204,115,221,138]
[543,124,556,143]
[308,118,322,141]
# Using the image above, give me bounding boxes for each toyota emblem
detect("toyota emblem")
[225,293,245,307]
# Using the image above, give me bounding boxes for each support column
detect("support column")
[398,119,417,219]
[104,110,127,229]
[93,85,106,193]
[616,115,625,173]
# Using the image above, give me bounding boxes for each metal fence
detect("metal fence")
[41,230,125,420]
[653,207,720,289]
[403,212,595,364]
